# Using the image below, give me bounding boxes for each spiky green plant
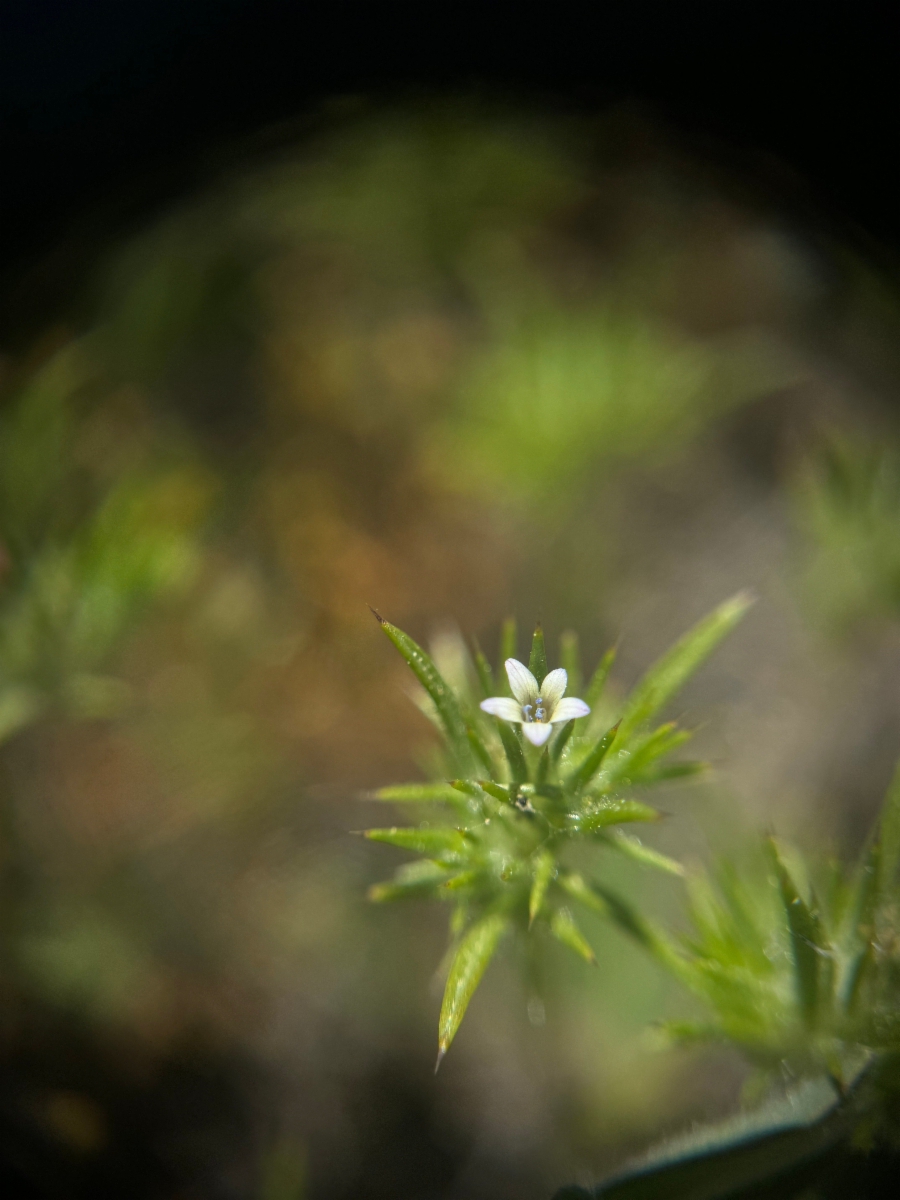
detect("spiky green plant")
[365,593,752,1064]
[553,770,900,1199]
[796,434,900,632]
[596,763,900,1091]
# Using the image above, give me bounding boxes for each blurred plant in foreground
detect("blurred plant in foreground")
[557,769,900,1199]
[519,605,900,1197]
[608,771,900,1087]
[795,434,900,633]
[0,343,208,747]
[0,340,213,1031]
[366,593,752,1065]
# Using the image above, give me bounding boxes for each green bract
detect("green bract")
[366,594,753,1063]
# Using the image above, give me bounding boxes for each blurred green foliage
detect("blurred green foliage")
[431,310,782,507]
[796,435,900,633]
[0,336,223,1051]
[0,343,208,743]
[605,761,900,1084]
[258,1137,306,1200]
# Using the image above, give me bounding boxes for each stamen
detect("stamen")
[522,704,533,721]
[535,707,546,721]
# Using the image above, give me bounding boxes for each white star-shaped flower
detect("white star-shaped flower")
[480,659,590,747]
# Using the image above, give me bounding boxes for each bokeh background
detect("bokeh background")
[2,7,900,1199]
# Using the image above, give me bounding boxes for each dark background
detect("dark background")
[0,1,896,302]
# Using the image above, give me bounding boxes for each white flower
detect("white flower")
[480,659,590,747]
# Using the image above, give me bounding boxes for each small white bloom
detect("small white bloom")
[480,659,590,746]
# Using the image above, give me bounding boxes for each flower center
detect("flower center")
[523,696,547,723]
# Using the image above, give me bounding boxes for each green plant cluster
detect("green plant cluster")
[603,766,900,1088]
[796,434,900,632]
[366,594,752,1063]
[0,345,207,746]
[553,789,900,1199]
[368,594,900,1195]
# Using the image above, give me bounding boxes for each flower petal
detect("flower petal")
[539,668,567,713]
[550,697,591,723]
[480,696,524,722]
[522,722,553,746]
[505,658,539,706]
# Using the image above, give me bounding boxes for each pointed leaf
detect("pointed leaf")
[590,882,684,971]
[877,757,900,899]
[495,718,528,784]
[638,761,708,784]
[373,783,468,804]
[591,883,658,949]
[375,615,472,767]
[603,830,685,876]
[365,827,470,860]
[559,871,608,913]
[564,878,691,979]
[438,911,510,1060]
[618,592,753,741]
[441,870,480,891]
[584,645,617,710]
[550,719,575,764]
[529,623,548,684]
[535,746,551,787]
[569,721,620,792]
[570,799,660,833]
[841,847,879,1013]
[466,727,495,775]
[472,642,495,698]
[450,903,469,937]
[604,724,693,785]
[475,779,514,805]
[550,908,596,964]
[529,849,556,925]
[768,839,830,1027]
[841,760,900,1009]
[449,778,485,799]
[368,860,456,902]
